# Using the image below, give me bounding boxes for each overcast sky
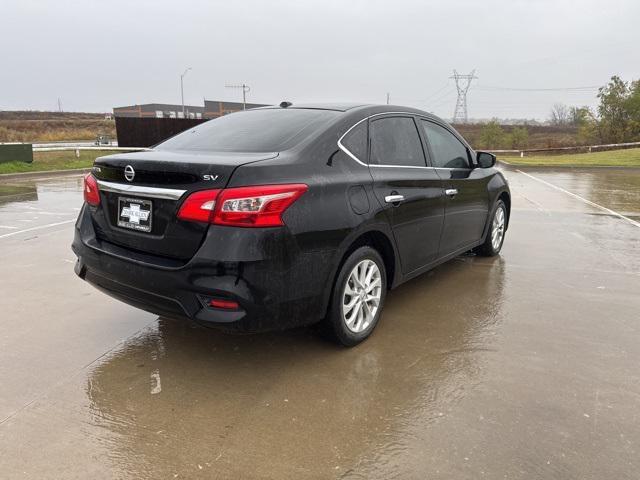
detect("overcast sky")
[2,0,638,120]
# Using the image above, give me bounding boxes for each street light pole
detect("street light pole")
[180,67,192,116]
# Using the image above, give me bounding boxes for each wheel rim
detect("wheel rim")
[491,206,505,250]
[342,259,382,333]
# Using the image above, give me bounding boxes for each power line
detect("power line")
[475,85,599,92]
[392,85,451,103]
[430,92,457,108]
[419,83,452,103]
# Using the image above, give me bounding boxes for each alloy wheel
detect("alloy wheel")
[491,206,506,250]
[342,259,382,333]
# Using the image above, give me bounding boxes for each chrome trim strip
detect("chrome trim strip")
[336,117,369,167]
[372,164,433,170]
[96,180,187,200]
[336,111,473,171]
[434,167,472,171]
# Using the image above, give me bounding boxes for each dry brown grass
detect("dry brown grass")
[454,123,580,149]
[0,111,116,142]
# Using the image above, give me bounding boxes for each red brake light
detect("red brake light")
[177,189,220,223]
[83,173,100,206]
[177,184,308,227]
[215,184,308,227]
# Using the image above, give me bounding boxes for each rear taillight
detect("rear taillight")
[177,184,308,228]
[215,184,308,227]
[84,174,100,206]
[177,189,220,223]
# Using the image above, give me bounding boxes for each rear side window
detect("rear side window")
[370,117,426,167]
[421,120,470,168]
[341,122,367,162]
[156,108,340,152]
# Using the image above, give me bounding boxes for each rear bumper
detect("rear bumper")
[71,206,334,332]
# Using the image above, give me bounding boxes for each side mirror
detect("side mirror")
[476,151,496,168]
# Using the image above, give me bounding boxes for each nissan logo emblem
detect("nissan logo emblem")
[124,165,135,182]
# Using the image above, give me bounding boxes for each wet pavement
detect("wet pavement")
[0,167,639,479]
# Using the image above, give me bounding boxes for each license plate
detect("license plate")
[117,197,152,233]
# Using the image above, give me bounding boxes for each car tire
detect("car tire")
[475,199,507,257]
[324,246,387,347]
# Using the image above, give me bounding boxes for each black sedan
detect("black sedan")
[72,103,510,346]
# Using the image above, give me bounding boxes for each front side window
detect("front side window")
[370,117,426,167]
[341,122,367,162]
[420,120,470,168]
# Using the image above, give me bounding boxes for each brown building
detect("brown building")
[113,103,205,119]
[204,100,268,118]
[113,100,269,120]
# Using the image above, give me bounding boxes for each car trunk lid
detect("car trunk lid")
[89,150,278,261]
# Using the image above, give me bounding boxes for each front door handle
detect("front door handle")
[445,188,458,197]
[385,194,405,204]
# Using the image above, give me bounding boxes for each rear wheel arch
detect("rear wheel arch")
[320,228,398,320]
[497,191,511,228]
[341,230,396,289]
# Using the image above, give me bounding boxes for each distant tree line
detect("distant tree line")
[475,120,530,149]
[548,76,640,144]
[473,76,640,149]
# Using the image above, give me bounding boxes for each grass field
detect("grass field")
[0,150,117,175]
[0,111,115,143]
[499,148,640,167]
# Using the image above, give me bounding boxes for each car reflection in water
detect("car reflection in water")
[85,255,506,478]
[0,183,38,207]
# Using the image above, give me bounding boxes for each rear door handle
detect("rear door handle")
[445,188,458,197]
[384,194,405,204]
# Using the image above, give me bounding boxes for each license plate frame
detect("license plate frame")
[117,197,153,233]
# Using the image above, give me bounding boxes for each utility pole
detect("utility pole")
[450,69,477,123]
[57,98,63,113]
[386,92,390,105]
[225,83,251,110]
[180,67,192,117]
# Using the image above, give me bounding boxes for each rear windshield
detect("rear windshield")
[156,108,340,152]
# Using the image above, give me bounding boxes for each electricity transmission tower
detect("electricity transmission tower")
[450,70,477,123]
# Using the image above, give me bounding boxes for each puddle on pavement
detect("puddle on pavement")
[83,257,507,478]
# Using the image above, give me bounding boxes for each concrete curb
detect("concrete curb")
[0,168,91,181]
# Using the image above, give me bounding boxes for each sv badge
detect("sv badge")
[203,174,220,181]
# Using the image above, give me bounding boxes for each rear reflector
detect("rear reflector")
[177,184,308,227]
[83,173,100,206]
[209,298,240,310]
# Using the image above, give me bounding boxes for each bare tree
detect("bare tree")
[549,103,570,126]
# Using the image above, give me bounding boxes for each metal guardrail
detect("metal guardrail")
[33,146,149,152]
[491,141,640,156]
[1,141,118,148]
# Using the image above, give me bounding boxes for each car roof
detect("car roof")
[252,103,446,124]
[254,103,371,112]
[288,103,372,112]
